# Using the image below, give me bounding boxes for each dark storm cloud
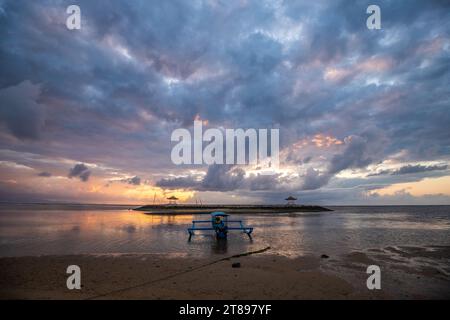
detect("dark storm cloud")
[393,164,448,175]
[122,176,141,186]
[0,81,44,140]
[156,176,201,190]
[0,0,449,203]
[157,165,245,191]
[369,164,448,176]
[201,165,245,191]
[328,128,387,175]
[68,163,91,182]
[156,165,281,192]
[301,168,331,191]
[38,171,52,177]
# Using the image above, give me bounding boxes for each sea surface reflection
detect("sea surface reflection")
[0,204,449,258]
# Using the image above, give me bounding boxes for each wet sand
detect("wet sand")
[1,246,449,300]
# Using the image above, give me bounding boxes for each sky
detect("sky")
[0,0,449,205]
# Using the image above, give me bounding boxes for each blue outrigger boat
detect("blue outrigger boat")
[188,212,253,240]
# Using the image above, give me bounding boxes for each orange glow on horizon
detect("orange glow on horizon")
[368,175,450,197]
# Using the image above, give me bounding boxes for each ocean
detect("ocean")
[0,204,449,259]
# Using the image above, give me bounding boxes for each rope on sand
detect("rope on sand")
[85,246,271,300]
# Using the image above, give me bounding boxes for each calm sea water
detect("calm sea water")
[0,204,449,258]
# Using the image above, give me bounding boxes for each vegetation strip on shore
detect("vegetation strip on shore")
[133,204,332,214]
[85,247,271,300]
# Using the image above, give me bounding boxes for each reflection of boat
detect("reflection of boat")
[188,212,253,241]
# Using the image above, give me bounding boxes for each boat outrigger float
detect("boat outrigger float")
[188,212,253,240]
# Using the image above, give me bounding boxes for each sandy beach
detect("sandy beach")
[1,245,449,300]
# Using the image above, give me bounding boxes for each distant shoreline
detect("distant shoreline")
[133,204,332,214]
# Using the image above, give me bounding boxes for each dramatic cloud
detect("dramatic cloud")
[156,176,201,190]
[0,0,449,204]
[68,163,91,182]
[328,128,387,175]
[301,168,331,191]
[392,164,448,175]
[0,81,44,140]
[156,165,281,192]
[201,165,245,191]
[369,164,449,176]
[37,171,52,177]
[123,176,141,185]
[157,165,245,191]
